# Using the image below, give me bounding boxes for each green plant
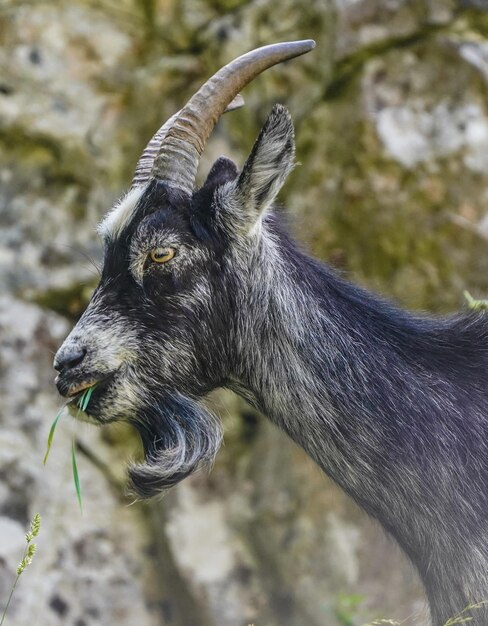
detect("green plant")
[71,438,82,512]
[444,600,488,625]
[0,514,41,626]
[43,405,64,465]
[361,600,488,626]
[464,291,488,312]
[335,593,364,626]
[43,385,96,511]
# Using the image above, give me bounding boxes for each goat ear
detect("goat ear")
[204,156,238,188]
[224,104,295,232]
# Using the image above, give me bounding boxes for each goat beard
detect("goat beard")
[127,392,223,498]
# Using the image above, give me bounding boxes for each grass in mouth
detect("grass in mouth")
[44,385,96,512]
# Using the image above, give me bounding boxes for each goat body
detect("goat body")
[53,42,488,625]
[227,222,488,625]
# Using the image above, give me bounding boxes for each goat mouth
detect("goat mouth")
[56,369,117,401]
[66,380,99,398]
[65,373,117,424]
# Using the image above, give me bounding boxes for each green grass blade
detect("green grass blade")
[81,385,95,411]
[46,401,87,513]
[43,407,64,465]
[464,290,488,312]
[77,384,96,412]
[71,439,83,513]
[77,389,87,410]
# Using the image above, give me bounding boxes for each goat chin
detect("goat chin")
[127,392,223,499]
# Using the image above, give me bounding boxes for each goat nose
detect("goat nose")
[54,346,87,372]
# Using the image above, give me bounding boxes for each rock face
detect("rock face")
[1,1,487,625]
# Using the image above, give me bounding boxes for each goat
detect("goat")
[53,41,488,625]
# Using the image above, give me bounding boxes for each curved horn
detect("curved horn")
[151,40,316,195]
[131,94,244,189]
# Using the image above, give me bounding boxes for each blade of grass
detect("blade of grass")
[464,290,488,312]
[77,389,87,410]
[43,406,64,465]
[77,384,96,412]
[80,384,96,412]
[45,395,91,513]
[71,386,97,513]
[71,439,83,513]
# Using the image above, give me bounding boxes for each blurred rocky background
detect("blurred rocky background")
[1,0,488,624]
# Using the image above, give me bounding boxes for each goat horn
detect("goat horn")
[150,40,316,195]
[131,94,245,189]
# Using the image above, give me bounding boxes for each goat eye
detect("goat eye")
[149,247,175,264]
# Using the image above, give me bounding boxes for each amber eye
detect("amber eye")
[149,247,175,264]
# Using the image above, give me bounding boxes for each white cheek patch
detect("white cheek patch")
[97,185,146,240]
[98,376,144,423]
